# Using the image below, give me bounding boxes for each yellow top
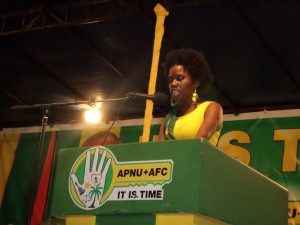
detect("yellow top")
[166,101,221,145]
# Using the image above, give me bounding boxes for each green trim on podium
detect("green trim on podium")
[45,139,288,225]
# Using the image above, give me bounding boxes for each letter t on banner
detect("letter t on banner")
[141,3,169,142]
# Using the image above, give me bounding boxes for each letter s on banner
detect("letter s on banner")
[218,131,251,165]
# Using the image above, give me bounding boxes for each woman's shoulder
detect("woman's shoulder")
[196,101,223,114]
[197,100,216,108]
[197,100,222,107]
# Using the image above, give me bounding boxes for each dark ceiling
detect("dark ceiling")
[1,0,300,129]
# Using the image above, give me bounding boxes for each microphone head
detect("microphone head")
[153,92,170,111]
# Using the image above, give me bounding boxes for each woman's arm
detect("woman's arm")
[196,102,223,140]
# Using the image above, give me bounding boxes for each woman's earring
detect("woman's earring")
[192,90,198,103]
[170,98,177,107]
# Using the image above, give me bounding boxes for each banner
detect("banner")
[0,111,299,225]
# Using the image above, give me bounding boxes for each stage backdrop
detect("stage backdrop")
[0,109,299,225]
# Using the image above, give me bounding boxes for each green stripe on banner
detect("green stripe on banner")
[55,130,82,150]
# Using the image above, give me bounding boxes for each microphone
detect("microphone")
[125,92,156,100]
[125,91,170,109]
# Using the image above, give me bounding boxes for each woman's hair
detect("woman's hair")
[163,48,214,85]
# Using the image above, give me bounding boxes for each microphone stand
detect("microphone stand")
[27,109,48,225]
[13,96,129,225]
[11,97,127,110]
[11,92,156,111]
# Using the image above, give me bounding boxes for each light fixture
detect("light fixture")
[84,95,104,123]
[84,108,101,123]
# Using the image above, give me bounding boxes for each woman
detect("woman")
[158,48,223,145]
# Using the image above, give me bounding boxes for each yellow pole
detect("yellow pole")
[140,3,169,142]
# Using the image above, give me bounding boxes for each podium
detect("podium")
[45,139,288,225]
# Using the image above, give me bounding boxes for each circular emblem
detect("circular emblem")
[69,146,113,210]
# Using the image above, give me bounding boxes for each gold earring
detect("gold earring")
[192,90,198,103]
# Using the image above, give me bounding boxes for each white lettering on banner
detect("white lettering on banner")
[109,184,164,201]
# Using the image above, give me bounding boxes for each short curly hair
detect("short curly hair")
[163,48,214,85]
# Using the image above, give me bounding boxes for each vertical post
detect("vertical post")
[141,3,169,142]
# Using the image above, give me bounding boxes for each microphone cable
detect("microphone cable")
[101,96,128,145]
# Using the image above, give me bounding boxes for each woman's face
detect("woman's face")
[168,64,197,105]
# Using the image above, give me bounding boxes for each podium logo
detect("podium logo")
[69,146,173,210]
